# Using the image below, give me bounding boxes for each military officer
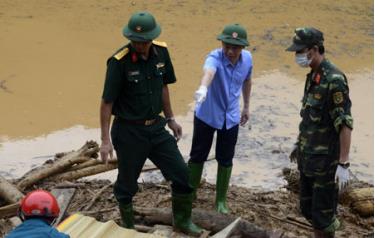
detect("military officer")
[99,11,202,236]
[287,27,353,238]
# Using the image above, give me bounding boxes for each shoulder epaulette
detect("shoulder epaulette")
[152,40,168,48]
[114,48,129,60]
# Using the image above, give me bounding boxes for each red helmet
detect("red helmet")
[19,190,60,219]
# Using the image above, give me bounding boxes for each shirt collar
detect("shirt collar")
[222,49,243,67]
[128,44,157,62]
[308,58,328,80]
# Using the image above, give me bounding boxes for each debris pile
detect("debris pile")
[0,142,373,237]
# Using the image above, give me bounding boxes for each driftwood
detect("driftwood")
[269,214,312,231]
[17,141,99,190]
[0,176,24,204]
[49,163,117,182]
[134,206,281,238]
[0,203,19,219]
[83,183,113,211]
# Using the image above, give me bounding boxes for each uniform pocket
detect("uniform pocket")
[127,74,147,95]
[305,155,337,175]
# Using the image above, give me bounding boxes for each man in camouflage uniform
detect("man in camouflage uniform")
[286,27,353,238]
[99,11,202,236]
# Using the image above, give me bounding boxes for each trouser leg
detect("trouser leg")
[188,116,215,200]
[148,123,202,236]
[111,121,149,228]
[299,171,314,223]
[188,116,215,164]
[299,155,340,237]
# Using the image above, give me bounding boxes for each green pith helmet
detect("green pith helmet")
[217,24,249,46]
[123,11,161,42]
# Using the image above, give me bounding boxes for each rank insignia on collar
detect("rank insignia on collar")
[131,52,138,62]
[333,92,344,104]
[314,73,321,84]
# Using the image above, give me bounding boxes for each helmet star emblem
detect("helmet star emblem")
[232,32,238,38]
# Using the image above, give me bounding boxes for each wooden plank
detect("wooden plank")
[0,202,19,219]
[51,188,76,226]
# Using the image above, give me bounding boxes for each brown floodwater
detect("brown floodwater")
[0,0,373,187]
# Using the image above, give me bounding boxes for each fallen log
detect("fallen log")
[134,206,281,238]
[49,160,169,182]
[0,176,24,204]
[0,203,19,219]
[17,141,99,190]
[48,163,117,182]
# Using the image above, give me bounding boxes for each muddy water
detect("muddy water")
[0,71,373,189]
[0,1,373,188]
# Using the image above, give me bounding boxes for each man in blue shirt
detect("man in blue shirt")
[6,190,69,238]
[189,24,253,214]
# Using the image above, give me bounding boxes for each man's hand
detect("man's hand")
[195,85,208,104]
[335,165,350,192]
[100,140,113,164]
[168,120,182,141]
[240,108,250,126]
[289,144,299,163]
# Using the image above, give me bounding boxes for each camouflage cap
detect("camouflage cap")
[286,27,324,52]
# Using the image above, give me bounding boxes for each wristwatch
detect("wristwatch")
[338,162,350,169]
[166,117,175,123]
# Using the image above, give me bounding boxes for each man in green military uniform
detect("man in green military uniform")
[99,11,202,236]
[286,27,353,238]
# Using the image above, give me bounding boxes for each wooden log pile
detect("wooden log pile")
[2,141,274,237]
[0,141,109,219]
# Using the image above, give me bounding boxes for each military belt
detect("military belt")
[116,117,158,126]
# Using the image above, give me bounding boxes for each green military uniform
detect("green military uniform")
[287,28,353,235]
[101,11,202,236]
[103,41,192,204]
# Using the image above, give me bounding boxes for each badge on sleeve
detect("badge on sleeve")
[333,92,344,104]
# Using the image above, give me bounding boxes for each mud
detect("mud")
[0,0,373,138]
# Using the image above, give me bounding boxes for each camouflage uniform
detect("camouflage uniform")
[298,59,353,232]
[287,28,353,233]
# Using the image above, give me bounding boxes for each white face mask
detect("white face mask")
[295,53,312,67]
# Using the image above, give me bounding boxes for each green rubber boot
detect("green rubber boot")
[172,192,203,236]
[119,202,135,229]
[215,165,232,214]
[188,162,204,200]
